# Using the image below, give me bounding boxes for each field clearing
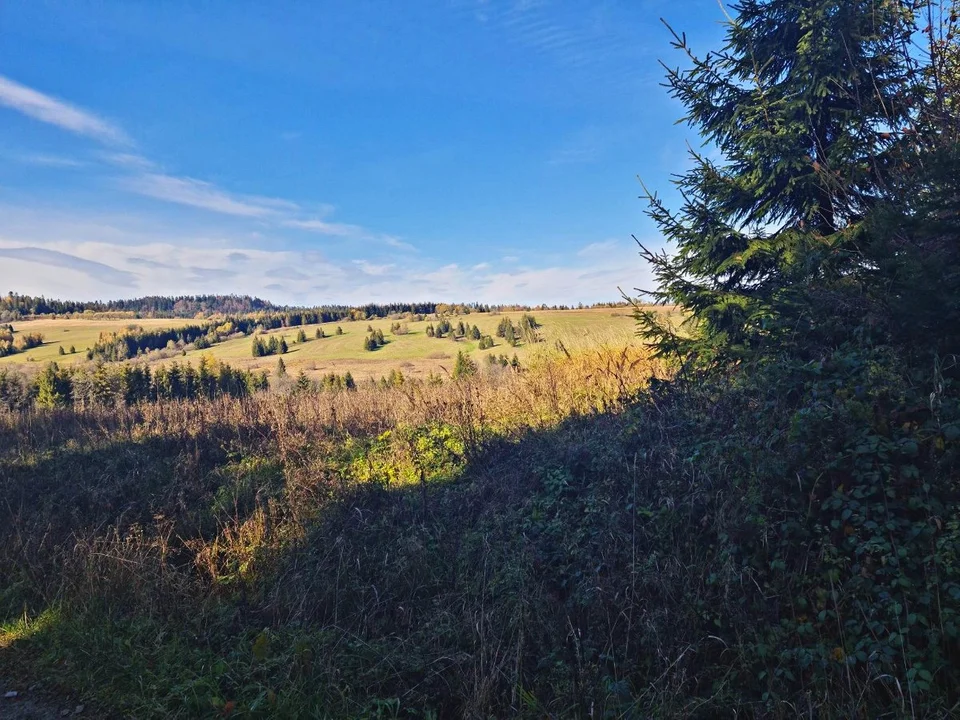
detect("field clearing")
[0,317,196,369]
[175,308,661,381]
[1,308,680,382]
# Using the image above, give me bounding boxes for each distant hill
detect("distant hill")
[0,292,277,319]
[1,292,629,321]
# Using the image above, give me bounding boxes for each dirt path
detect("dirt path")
[1,682,87,720]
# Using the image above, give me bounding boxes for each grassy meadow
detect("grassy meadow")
[1,308,666,381]
[0,317,195,368]
[184,308,646,380]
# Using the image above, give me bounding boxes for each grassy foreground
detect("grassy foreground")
[1,348,659,718]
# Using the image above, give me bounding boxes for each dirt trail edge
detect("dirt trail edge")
[1,680,90,720]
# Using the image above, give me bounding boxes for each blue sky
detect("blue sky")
[0,0,725,305]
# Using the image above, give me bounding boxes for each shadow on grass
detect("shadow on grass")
[0,403,676,718]
[4,386,936,719]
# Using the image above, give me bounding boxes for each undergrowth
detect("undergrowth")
[1,345,958,717]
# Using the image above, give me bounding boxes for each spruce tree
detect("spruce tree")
[638,0,922,364]
[294,370,311,393]
[518,314,539,343]
[35,362,72,408]
[453,350,477,379]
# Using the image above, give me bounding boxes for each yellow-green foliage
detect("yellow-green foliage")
[346,423,466,487]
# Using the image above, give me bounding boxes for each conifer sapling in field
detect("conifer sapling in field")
[452,350,477,378]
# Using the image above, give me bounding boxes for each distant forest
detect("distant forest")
[0,293,276,318]
[0,291,627,321]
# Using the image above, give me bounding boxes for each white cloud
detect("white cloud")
[0,74,131,145]
[0,76,652,306]
[382,235,417,252]
[577,239,620,256]
[282,218,366,236]
[102,152,156,170]
[0,246,138,287]
[0,220,649,306]
[124,173,295,218]
[353,260,393,276]
[17,154,86,168]
[284,221,417,252]
[2,76,396,252]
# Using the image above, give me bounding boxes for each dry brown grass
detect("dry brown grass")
[0,344,667,717]
[0,345,658,452]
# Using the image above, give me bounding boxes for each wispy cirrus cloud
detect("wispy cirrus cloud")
[124,173,298,218]
[0,76,507,302]
[2,75,394,245]
[578,239,619,256]
[17,153,87,168]
[282,218,366,236]
[465,1,654,93]
[102,152,156,170]
[353,260,394,276]
[382,235,417,252]
[284,220,417,251]
[0,74,131,146]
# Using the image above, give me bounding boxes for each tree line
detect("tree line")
[2,291,632,322]
[0,324,43,358]
[0,357,268,411]
[0,293,276,320]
